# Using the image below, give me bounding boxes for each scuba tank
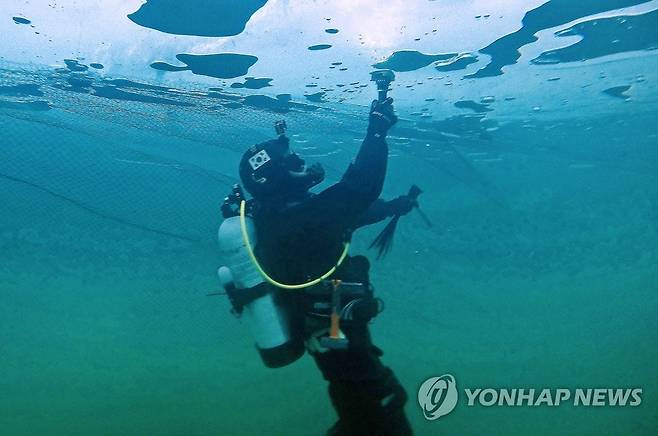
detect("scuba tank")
[217,185,304,368]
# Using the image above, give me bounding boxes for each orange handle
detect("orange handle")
[330,312,340,338]
[329,279,342,338]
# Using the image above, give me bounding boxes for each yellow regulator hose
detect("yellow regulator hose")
[239,200,350,290]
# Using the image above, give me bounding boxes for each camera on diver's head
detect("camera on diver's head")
[274,120,287,136]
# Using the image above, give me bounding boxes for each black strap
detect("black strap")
[226,282,269,314]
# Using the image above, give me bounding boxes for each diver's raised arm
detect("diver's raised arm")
[340,98,398,203]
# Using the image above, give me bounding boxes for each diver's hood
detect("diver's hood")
[239,136,324,200]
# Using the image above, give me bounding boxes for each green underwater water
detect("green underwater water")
[1,67,657,436]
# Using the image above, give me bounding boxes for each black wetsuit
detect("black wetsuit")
[253,130,413,436]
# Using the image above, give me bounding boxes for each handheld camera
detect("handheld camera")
[370,69,396,102]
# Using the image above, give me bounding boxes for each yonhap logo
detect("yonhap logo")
[418,372,643,422]
[418,374,459,420]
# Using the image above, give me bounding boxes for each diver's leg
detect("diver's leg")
[311,323,413,436]
[327,366,412,436]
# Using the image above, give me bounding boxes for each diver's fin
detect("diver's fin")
[369,215,400,259]
[369,185,424,259]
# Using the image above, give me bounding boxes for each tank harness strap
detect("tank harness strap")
[224,282,269,315]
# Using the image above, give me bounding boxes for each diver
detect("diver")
[218,96,415,435]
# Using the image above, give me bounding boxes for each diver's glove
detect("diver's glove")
[306,162,325,185]
[368,97,398,137]
[388,195,417,217]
